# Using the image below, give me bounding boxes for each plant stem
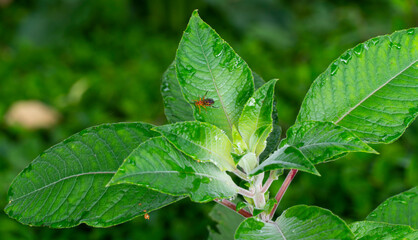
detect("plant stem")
[260,171,275,194]
[214,199,253,218]
[252,172,269,221]
[253,172,265,209]
[233,169,249,181]
[238,187,255,198]
[268,169,298,220]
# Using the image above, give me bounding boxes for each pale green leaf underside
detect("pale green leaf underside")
[367,187,418,229]
[176,10,254,137]
[234,205,354,240]
[281,121,377,165]
[154,121,235,171]
[297,28,418,144]
[239,79,277,155]
[109,137,238,202]
[250,146,319,176]
[350,221,417,240]
[4,123,180,228]
[161,61,195,123]
[208,204,245,240]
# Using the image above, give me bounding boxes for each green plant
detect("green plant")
[4,10,417,239]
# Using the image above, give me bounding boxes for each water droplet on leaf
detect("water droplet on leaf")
[371,37,380,45]
[330,62,338,76]
[353,44,363,56]
[389,41,401,49]
[340,51,352,64]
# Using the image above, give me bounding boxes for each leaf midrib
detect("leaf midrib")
[113,170,227,182]
[335,60,417,124]
[273,222,287,240]
[297,141,366,150]
[194,21,233,131]
[10,171,116,202]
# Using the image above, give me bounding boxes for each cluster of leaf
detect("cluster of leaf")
[4,9,418,240]
[211,187,418,240]
[0,1,214,239]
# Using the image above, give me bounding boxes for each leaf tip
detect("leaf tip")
[191,9,200,18]
[106,174,123,187]
[359,142,379,155]
[105,179,115,188]
[312,168,321,176]
[368,146,379,155]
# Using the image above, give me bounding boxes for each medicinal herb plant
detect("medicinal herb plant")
[4,10,418,239]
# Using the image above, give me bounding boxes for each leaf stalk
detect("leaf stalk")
[214,199,253,218]
[268,169,298,220]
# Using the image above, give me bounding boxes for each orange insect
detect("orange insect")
[191,91,217,113]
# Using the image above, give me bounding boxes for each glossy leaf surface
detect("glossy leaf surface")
[350,221,417,240]
[297,28,418,143]
[250,146,319,176]
[208,204,245,240]
[281,121,376,164]
[239,79,277,155]
[176,10,254,137]
[253,72,282,161]
[252,125,272,157]
[109,137,238,202]
[161,61,195,123]
[154,121,235,171]
[235,205,354,240]
[4,123,180,228]
[160,64,281,160]
[367,187,417,228]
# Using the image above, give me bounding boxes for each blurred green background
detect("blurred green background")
[0,0,417,239]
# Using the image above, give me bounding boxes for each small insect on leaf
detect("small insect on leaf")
[144,213,150,220]
[191,91,218,113]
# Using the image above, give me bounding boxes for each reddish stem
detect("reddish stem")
[214,199,253,218]
[268,169,298,220]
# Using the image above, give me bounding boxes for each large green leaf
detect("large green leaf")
[160,64,281,160]
[161,61,195,123]
[235,205,354,240]
[109,137,238,202]
[250,146,319,176]
[4,123,181,228]
[280,121,376,165]
[350,221,417,240]
[238,79,278,156]
[176,10,254,137]
[366,187,417,229]
[251,72,282,161]
[154,121,235,171]
[297,28,418,144]
[208,204,245,240]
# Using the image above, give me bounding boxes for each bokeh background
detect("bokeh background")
[0,0,417,239]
